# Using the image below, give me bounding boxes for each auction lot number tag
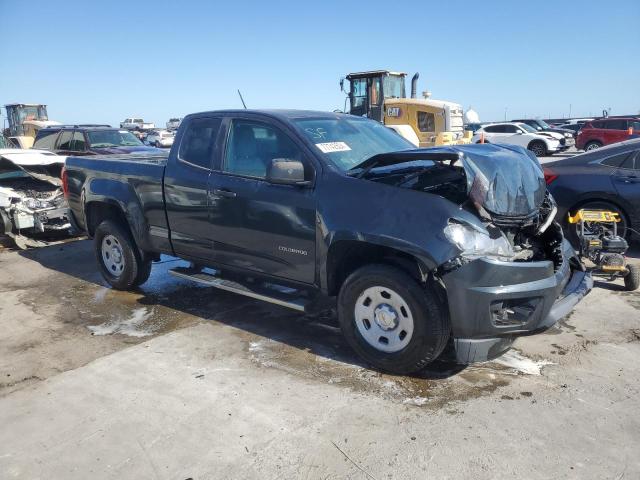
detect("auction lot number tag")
[315,142,351,153]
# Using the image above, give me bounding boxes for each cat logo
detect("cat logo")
[386,107,401,117]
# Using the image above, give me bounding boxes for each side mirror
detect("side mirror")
[267,158,310,186]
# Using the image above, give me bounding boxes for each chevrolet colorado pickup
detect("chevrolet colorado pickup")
[64,110,592,374]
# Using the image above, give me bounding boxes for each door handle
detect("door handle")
[212,188,237,198]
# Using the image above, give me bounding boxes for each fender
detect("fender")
[83,177,152,251]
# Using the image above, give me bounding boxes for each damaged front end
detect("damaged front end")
[0,149,74,249]
[357,143,592,363]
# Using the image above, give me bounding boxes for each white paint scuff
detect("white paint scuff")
[493,350,555,375]
[88,307,155,337]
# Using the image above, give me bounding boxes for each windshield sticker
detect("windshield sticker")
[315,142,351,153]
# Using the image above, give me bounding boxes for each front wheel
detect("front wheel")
[625,264,639,291]
[337,264,449,374]
[528,141,547,157]
[94,220,152,290]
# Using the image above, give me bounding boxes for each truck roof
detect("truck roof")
[185,109,348,122]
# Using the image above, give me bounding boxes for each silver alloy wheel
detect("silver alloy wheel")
[101,234,125,277]
[530,143,546,157]
[354,286,414,353]
[586,143,601,151]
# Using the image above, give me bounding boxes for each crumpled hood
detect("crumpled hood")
[0,149,65,186]
[91,145,163,155]
[355,144,546,217]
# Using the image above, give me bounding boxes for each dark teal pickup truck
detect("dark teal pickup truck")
[63,109,591,374]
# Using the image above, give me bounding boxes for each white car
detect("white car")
[145,129,174,148]
[166,117,182,131]
[471,122,562,157]
[120,117,155,131]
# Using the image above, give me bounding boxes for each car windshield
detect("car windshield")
[294,117,414,171]
[87,130,143,147]
[537,120,551,129]
[520,124,537,133]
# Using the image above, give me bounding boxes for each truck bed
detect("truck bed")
[64,151,171,253]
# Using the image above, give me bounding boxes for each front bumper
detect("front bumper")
[442,239,592,363]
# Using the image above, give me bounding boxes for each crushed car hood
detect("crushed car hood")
[0,149,65,186]
[354,144,546,217]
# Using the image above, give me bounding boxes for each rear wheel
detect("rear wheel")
[528,140,547,157]
[584,141,602,151]
[337,264,449,374]
[94,220,152,290]
[624,264,639,291]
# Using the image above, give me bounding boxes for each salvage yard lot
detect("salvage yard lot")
[1,239,639,479]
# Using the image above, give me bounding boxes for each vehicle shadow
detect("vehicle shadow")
[18,239,466,380]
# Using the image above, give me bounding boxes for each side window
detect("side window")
[224,120,305,179]
[70,131,86,151]
[605,120,627,130]
[483,125,499,133]
[57,130,73,150]
[417,112,436,132]
[632,121,640,132]
[601,152,631,168]
[33,130,59,150]
[503,125,518,133]
[591,121,605,129]
[178,117,222,169]
[618,151,639,170]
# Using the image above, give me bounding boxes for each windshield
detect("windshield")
[294,117,414,171]
[537,120,551,129]
[383,75,405,99]
[520,123,538,133]
[87,130,143,148]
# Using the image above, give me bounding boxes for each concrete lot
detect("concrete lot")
[1,239,639,479]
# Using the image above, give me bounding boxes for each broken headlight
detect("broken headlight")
[22,198,54,210]
[444,221,514,262]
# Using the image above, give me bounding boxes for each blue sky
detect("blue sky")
[1,0,638,127]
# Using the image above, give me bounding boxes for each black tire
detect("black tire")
[337,264,449,374]
[625,263,640,291]
[94,219,152,290]
[566,201,629,248]
[528,140,547,157]
[584,141,602,152]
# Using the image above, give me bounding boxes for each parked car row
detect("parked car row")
[466,116,639,155]
[470,122,570,157]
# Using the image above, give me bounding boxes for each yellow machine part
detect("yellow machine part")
[567,209,621,224]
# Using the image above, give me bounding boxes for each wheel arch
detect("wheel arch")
[325,240,431,297]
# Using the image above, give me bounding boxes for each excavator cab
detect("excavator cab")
[3,104,59,148]
[344,71,406,122]
[4,104,49,136]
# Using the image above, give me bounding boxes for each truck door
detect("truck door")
[164,116,223,260]
[207,117,316,284]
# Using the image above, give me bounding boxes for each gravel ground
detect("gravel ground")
[0,239,638,479]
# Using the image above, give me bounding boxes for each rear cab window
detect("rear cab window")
[178,117,222,169]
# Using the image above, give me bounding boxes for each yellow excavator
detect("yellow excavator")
[341,70,472,147]
[2,103,61,148]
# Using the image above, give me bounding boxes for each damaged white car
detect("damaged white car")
[0,149,74,248]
